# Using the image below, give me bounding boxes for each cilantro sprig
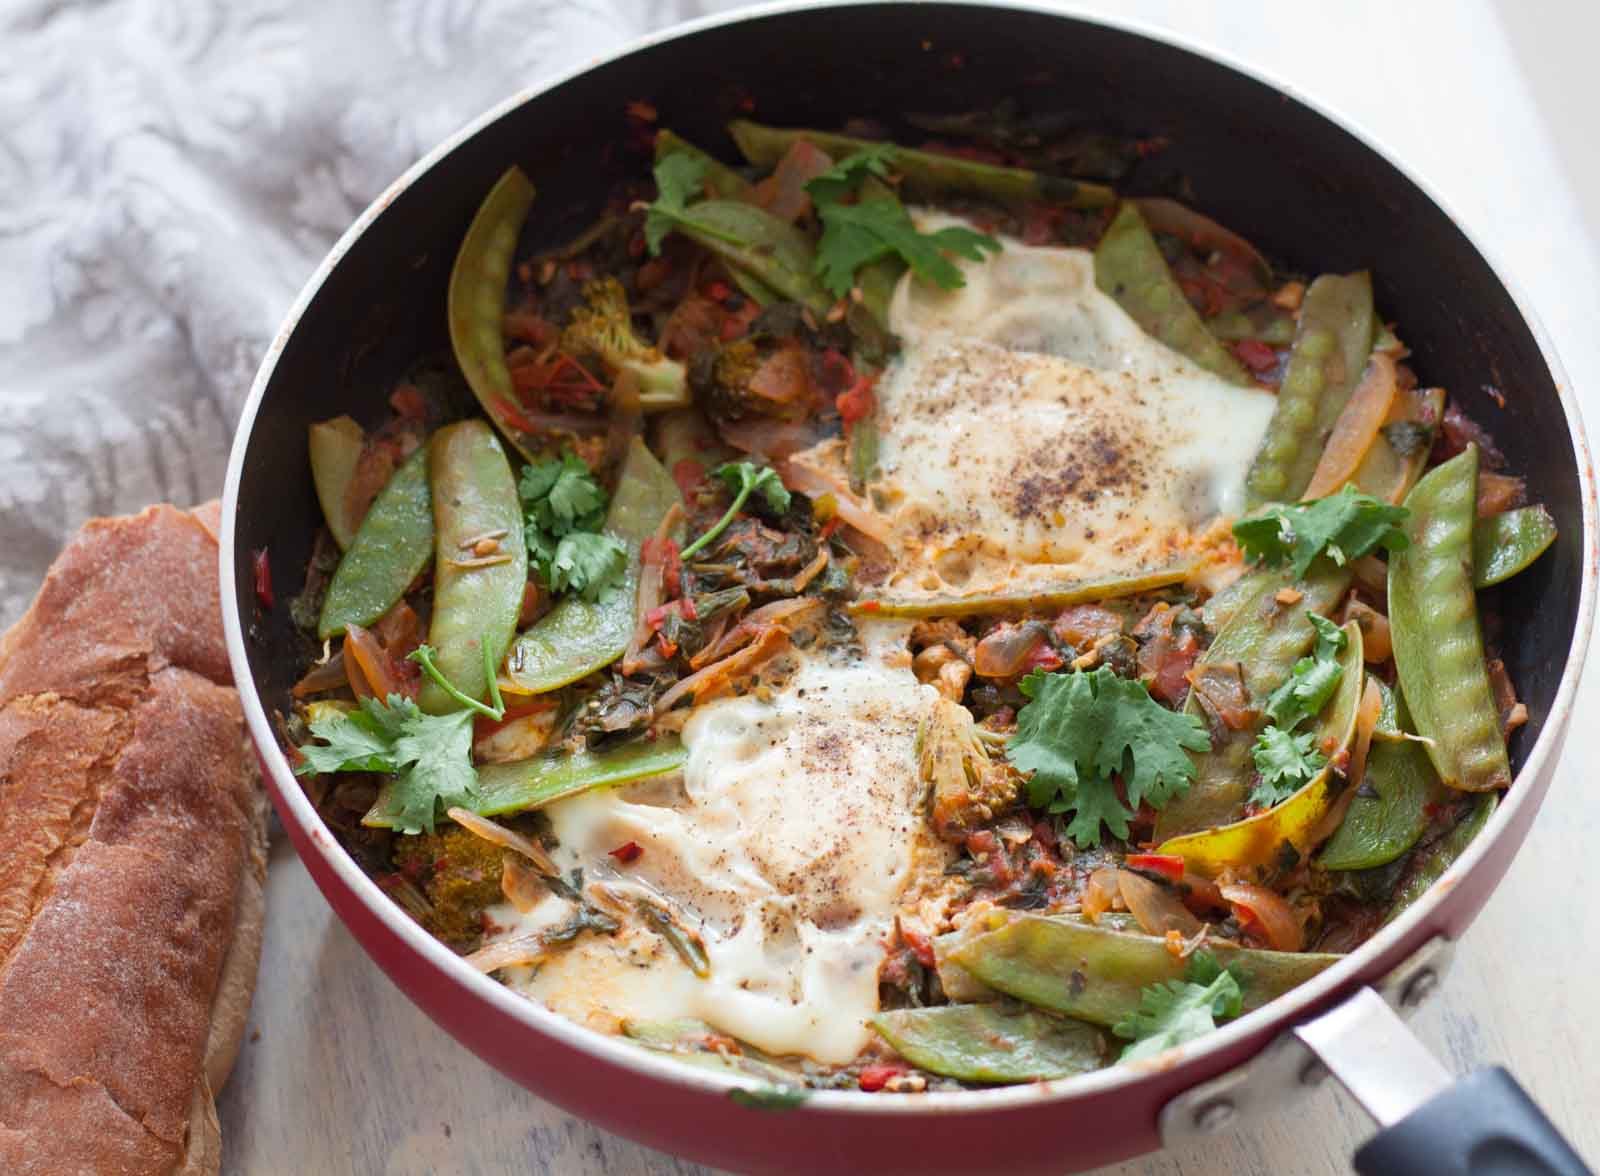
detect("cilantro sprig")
[1228,486,1408,582]
[1249,726,1327,808]
[1233,486,1410,580]
[1114,951,1244,1062]
[680,461,791,560]
[805,146,1001,297]
[294,639,506,834]
[1007,667,1210,847]
[642,155,746,255]
[1247,613,1346,808]
[520,453,627,601]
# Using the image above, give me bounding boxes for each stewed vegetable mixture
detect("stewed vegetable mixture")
[280,108,1556,1095]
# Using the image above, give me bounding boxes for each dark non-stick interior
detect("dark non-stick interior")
[232,2,1584,769]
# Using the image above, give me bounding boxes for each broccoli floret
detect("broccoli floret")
[561,278,689,410]
[690,335,818,422]
[392,827,506,949]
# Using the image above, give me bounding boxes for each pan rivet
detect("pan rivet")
[1193,1098,1237,1132]
[1400,968,1438,1008]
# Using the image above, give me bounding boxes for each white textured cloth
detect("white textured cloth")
[0,0,738,626]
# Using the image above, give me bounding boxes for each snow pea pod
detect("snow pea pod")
[623,1020,799,1086]
[851,565,1194,619]
[871,1004,1107,1084]
[363,734,685,827]
[727,119,1116,209]
[1383,793,1497,924]
[949,913,1340,1028]
[1157,621,1363,876]
[506,437,682,693]
[664,200,834,317]
[1094,203,1252,386]
[317,445,433,640]
[654,129,754,200]
[448,166,543,462]
[418,421,527,713]
[309,415,366,549]
[1318,729,1445,870]
[1472,504,1557,588]
[1389,445,1511,791]
[1154,560,1352,840]
[1245,272,1375,506]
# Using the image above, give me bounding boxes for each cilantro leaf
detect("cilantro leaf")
[813,198,1000,297]
[519,452,621,597]
[549,532,628,600]
[294,693,480,835]
[1233,486,1410,580]
[1262,613,1347,730]
[682,461,791,559]
[520,452,607,535]
[1007,667,1210,847]
[1249,725,1327,807]
[804,144,897,206]
[387,708,478,834]
[643,153,709,255]
[1113,951,1244,1062]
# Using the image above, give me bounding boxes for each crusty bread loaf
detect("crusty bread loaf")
[0,504,267,1176]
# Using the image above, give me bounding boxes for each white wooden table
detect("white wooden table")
[216,1,1600,1171]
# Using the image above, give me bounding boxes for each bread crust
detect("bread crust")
[0,504,265,1176]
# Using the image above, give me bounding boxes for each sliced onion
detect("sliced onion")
[1303,353,1398,499]
[1477,472,1526,518]
[1081,867,1123,924]
[1187,661,1256,730]
[446,806,558,878]
[777,457,896,546]
[1119,869,1204,937]
[718,415,825,460]
[463,933,549,973]
[344,623,402,700]
[654,625,790,714]
[292,652,351,698]
[1218,881,1303,952]
[501,857,548,914]
[1342,599,1393,664]
[972,620,1050,680]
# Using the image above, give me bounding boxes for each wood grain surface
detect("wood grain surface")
[215,1,1600,1172]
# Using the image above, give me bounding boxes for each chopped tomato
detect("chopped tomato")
[1232,339,1279,373]
[836,373,877,425]
[899,922,937,969]
[1125,853,1185,884]
[858,1064,906,1093]
[253,548,274,610]
[816,348,856,397]
[672,459,706,499]
[1025,643,1065,673]
[609,841,644,864]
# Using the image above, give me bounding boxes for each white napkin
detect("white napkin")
[0,0,740,626]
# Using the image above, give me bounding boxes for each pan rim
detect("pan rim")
[220,0,1598,1117]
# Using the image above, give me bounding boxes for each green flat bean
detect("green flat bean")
[1094,203,1252,385]
[1154,559,1352,840]
[728,120,1117,209]
[1383,793,1497,923]
[1473,505,1557,588]
[506,437,682,693]
[448,166,543,461]
[850,565,1194,620]
[1318,735,1444,870]
[418,421,528,713]
[317,445,433,640]
[1389,445,1510,791]
[654,129,754,200]
[871,1004,1107,1084]
[309,415,366,549]
[363,734,685,827]
[950,914,1340,1027]
[664,200,835,317]
[1208,305,1296,345]
[1245,272,1375,506]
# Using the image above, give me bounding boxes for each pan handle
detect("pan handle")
[1294,987,1591,1175]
